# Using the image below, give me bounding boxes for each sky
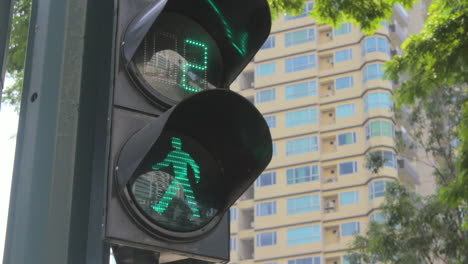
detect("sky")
[0,99,19,260]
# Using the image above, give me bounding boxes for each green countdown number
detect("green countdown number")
[181,39,208,93]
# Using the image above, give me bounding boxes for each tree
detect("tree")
[1,0,31,109]
[383,0,468,230]
[347,182,468,264]
[349,87,468,263]
[269,0,418,32]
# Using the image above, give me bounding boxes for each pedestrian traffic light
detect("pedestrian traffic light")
[105,0,272,263]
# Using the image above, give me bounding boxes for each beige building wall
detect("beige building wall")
[228,2,431,264]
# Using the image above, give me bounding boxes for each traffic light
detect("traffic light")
[105,0,272,263]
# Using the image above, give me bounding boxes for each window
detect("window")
[335,48,353,63]
[261,36,276,50]
[364,92,392,111]
[285,2,314,20]
[256,62,276,77]
[285,81,317,100]
[336,103,356,118]
[370,212,386,223]
[383,150,397,168]
[287,225,321,245]
[336,76,354,90]
[285,54,316,73]
[334,23,352,36]
[368,150,396,169]
[341,221,360,236]
[286,108,318,127]
[362,37,389,55]
[287,195,320,214]
[287,165,319,184]
[366,120,394,139]
[230,208,237,221]
[256,231,277,247]
[285,28,315,47]
[363,64,384,82]
[342,255,350,264]
[256,201,277,216]
[286,136,318,155]
[369,180,391,199]
[264,115,276,128]
[256,172,276,187]
[230,237,237,251]
[339,161,358,175]
[343,255,361,264]
[255,88,276,103]
[288,257,321,264]
[272,143,277,156]
[338,132,357,146]
[340,191,360,205]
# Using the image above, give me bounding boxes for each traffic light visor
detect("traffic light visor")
[116,89,272,238]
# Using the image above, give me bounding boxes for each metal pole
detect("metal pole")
[3,0,116,263]
[0,0,14,107]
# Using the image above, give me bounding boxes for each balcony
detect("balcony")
[389,20,407,44]
[319,27,333,44]
[320,81,335,98]
[393,4,409,26]
[319,54,334,71]
[321,136,337,154]
[398,158,420,185]
[321,109,336,126]
[239,185,254,201]
[239,71,255,91]
[239,238,254,261]
[323,195,338,214]
[323,165,338,184]
[395,127,418,156]
[324,225,340,245]
[326,257,341,264]
[239,208,254,231]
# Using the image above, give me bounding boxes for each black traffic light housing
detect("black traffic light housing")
[105,0,272,263]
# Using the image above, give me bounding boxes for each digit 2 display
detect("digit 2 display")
[131,13,224,105]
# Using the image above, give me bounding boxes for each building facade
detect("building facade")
[228,2,431,264]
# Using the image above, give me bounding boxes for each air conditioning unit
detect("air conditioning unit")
[331,170,335,174]
[325,32,333,39]
[330,141,334,145]
[389,24,396,32]
[390,49,397,56]
[250,222,255,228]
[328,112,334,117]
[327,58,334,64]
[250,82,255,88]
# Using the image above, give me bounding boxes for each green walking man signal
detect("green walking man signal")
[151,137,201,218]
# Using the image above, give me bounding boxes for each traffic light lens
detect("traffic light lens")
[128,134,221,233]
[132,13,223,104]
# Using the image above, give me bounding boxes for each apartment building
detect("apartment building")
[228,2,431,264]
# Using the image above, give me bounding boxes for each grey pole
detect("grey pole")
[0,0,14,107]
[3,0,116,263]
